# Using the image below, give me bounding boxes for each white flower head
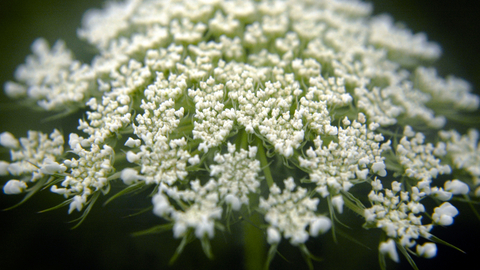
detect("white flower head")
[260,177,330,246]
[1,0,479,268]
[1,130,64,185]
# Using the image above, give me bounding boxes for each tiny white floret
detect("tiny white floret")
[356,168,369,180]
[416,242,437,258]
[68,195,86,214]
[379,239,399,262]
[331,195,344,214]
[126,151,139,163]
[120,168,141,185]
[309,216,332,237]
[445,180,469,195]
[0,132,19,149]
[3,179,27,194]
[188,154,201,166]
[173,222,187,238]
[152,192,172,217]
[195,218,215,239]
[225,194,241,211]
[372,162,387,177]
[432,202,459,226]
[403,126,415,137]
[125,137,141,148]
[40,158,67,174]
[431,187,452,201]
[267,227,281,244]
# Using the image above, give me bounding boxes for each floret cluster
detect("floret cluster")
[1,0,479,268]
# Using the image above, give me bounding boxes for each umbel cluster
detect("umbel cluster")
[1,0,479,269]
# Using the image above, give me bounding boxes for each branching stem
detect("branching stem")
[256,137,274,187]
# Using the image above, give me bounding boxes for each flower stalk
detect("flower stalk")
[1,0,479,269]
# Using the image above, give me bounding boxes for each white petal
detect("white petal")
[417,242,437,258]
[331,195,344,214]
[310,216,332,237]
[445,180,469,195]
[3,179,27,194]
[379,239,399,263]
[267,227,281,244]
[0,132,19,149]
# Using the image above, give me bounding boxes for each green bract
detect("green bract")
[1,0,479,269]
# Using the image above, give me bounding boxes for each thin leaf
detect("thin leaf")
[342,197,365,217]
[397,244,419,270]
[215,221,225,232]
[200,237,214,260]
[264,244,278,270]
[327,198,338,243]
[107,171,122,181]
[378,233,387,270]
[70,191,100,229]
[300,243,322,261]
[124,206,153,218]
[342,191,366,216]
[38,198,73,213]
[169,234,192,265]
[335,227,371,250]
[299,244,322,270]
[100,183,111,195]
[451,197,480,204]
[464,194,480,221]
[378,251,387,270]
[429,235,465,254]
[41,176,64,191]
[103,181,146,206]
[274,250,291,264]
[225,208,233,233]
[42,108,79,122]
[332,212,350,229]
[131,223,174,237]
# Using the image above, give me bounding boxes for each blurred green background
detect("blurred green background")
[0,1,479,269]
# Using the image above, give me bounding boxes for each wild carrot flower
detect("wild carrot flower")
[1,0,479,269]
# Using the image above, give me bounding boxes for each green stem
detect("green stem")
[237,128,249,151]
[244,197,266,270]
[256,137,274,187]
